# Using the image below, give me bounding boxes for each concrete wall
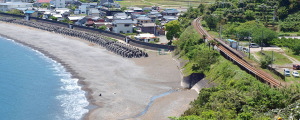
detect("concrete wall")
[181,73,205,89]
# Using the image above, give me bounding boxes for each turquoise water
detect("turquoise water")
[0,36,89,120]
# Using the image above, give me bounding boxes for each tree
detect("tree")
[6,9,24,15]
[176,26,202,56]
[155,20,161,26]
[260,55,272,68]
[203,14,219,31]
[252,27,278,45]
[61,19,73,24]
[121,7,127,12]
[198,4,205,15]
[165,20,181,41]
[191,44,219,73]
[98,25,107,30]
[244,10,255,20]
[41,3,50,8]
[49,16,58,21]
[277,6,288,20]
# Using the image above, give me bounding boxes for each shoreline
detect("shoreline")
[0,21,198,120]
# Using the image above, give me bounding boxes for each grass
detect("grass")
[255,51,292,65]
[282,47,300,61]
[116,0,215,8]
[284,75,300,82]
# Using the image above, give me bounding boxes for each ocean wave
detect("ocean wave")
[41,53,89,120]
[2,37,89,120]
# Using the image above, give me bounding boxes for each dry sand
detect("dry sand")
[0,21,198,120]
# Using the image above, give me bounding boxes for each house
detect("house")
[152,6,160,11]
[74,9,80,14]
[134,33,157,42]
[68,16,84,22]
[94,21,112,30]
[148,11,162,22]
[78,4,87,14]
[136,16,151,24]
[51,0,65,8]
[78,3,97,14]
[130,12,145,19]
[161,8,179,16]
[102,2,120,8]
[128,7,142,12]
[98,6,122,16]
[162,16,177,22]
[89,8,100,17]
[140,23,157,35]
[35,0,51,7]
[142,7,152,12]
[124,9,134,15]
[112,19,135,33]
[0,0,33,12]
[99,0,113,6]
[113,12,130,19]
[105,15,113,22]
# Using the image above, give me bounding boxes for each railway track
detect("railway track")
[192,18,281,87]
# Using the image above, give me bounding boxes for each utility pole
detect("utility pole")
[219,25,222,40]
[271,51,274,68]
[248,32,251,59]
[261,30,264,53]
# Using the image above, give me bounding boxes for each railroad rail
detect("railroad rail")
[192,18,281,87]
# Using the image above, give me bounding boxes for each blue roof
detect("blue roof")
[227,39,236,42]
[25,10,35,14]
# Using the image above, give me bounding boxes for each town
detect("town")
[0,0,182,44]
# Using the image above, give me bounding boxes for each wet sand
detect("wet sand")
[0,21,198,120]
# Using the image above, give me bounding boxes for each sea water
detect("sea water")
[0,36,89,120]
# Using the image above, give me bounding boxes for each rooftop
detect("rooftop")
[36,0,51,3]
[113,19,134,24]
[68,16,84,21]
[135,33,156,39]
[0,2,33,5]
[136,16,151,20]
[141,23,156,27]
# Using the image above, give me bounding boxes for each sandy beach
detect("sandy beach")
[0,21,198,120]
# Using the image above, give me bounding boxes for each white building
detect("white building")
[112,19,135,33]
[88,8,100,17]
[78,4,87,14]
[78,3,97,14]
[134,33,156,42]
[0,0,33,11]
[51,0,65,8]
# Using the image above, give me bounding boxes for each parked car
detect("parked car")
[293,64,300,70]
[284,68,291,76]
[250,43,259,48]
[292,71,299,77]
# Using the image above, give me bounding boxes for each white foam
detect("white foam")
[49,59,89,120]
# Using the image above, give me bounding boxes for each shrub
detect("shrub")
[260,54,272,68]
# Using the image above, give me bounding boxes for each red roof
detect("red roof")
[36,0,51,3]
